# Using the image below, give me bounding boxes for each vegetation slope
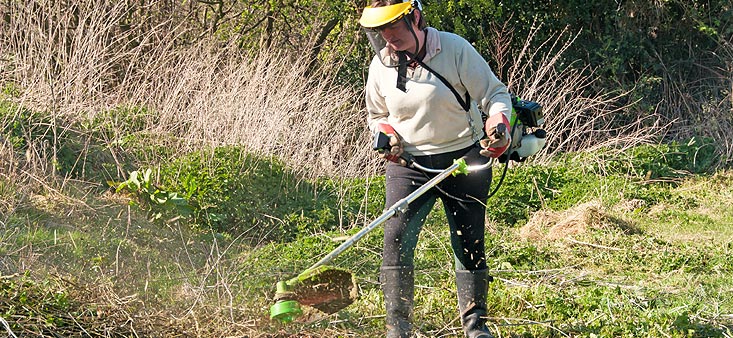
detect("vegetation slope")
[1,1,732,337]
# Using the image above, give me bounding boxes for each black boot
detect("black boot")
[381,266,414,338]
[455,269,494,338]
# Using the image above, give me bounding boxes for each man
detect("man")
[359,1,512,337]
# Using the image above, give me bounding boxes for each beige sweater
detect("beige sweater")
[365,27,512,156]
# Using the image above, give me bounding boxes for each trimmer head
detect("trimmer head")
[270,280,303,323]
[270,299,303,323]
[270,266,358,323]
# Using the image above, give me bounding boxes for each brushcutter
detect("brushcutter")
[270,96,547,323]
[500,96,546,163]
[269,133,499,324]
[479,96,547,199]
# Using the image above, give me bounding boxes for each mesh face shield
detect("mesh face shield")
[363,24,408,68]
[360,1,422,68]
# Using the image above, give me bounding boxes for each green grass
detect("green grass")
[1,102,732,336]
[237,160,733,336]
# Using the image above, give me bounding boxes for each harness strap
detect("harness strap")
[396,52,409,92]
[404,51,471,112]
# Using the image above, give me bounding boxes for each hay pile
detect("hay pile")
[520,200,640,241]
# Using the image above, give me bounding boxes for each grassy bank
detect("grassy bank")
[2,1,732,335]
[1,104,731,336]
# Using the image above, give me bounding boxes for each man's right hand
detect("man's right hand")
[376,123,407,166]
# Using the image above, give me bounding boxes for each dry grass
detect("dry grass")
[0,271,210,337]
[662,37,733,162]
[2,0,694,183]
[0,186,263,337]
[519,200,640,242]
[488,21,669,163]
[1,0,379,181]
[136,42,377,179]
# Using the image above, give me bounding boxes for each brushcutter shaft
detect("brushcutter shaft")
[302,160,465,275]
[411,158,493,174]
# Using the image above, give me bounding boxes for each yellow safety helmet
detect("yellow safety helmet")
[359,1,419,29]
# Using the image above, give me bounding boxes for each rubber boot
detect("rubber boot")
[380,266,414,338]
[455,269,494,338]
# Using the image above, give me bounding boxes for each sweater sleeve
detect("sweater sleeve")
[455,38,512,121]
[365,57,389,133]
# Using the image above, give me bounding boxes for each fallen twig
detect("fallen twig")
[0,316,18,338]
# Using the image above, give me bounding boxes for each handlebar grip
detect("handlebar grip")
[372,131,414,165]
[372,131,392,151]
[495,123,507,138]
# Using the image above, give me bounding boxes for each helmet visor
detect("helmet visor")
[363,27,406,68]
